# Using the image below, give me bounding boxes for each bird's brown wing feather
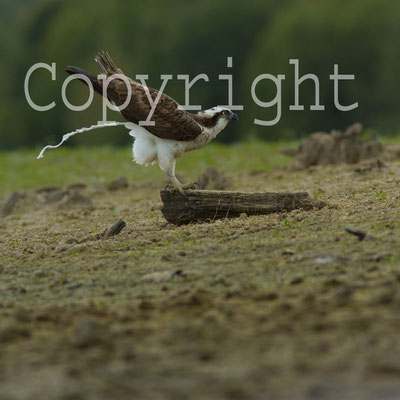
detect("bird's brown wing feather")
[101,77,202,141]
[94,52,202,141]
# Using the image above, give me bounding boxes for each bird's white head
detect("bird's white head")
[197,106,238,136]
[200,106,238,120]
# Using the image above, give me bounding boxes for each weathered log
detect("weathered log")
[160,190,326,225]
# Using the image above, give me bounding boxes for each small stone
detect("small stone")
[333,286,353,299]
[139,300,154,310]
[34,269,47,278]
[333,286,353,305]
[367,289,396,306]
[55,243,70,252]
[67,183,87,190]
[303,293,316,303]
[370,252,390,262]
[314,253,347,265]
[67,282,83,290]
[282,249,295,255]
[274,302,293,312]
[13,307,31,322]
[323,278,343,288]
[374,358,400,375]
[254,292,278,301]
[0,323,31,342]
[290,276,304,285]
[36,185,60,193]
[141,271,174,283]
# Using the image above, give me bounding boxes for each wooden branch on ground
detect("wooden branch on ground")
[1,192,19,217]
[160,190,326,225]
[345,226,368,241]
[101,219,126,239]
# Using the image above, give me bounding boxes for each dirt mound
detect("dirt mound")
[0,185,94,218]
[353,159,386,174]
[384,144,400,161]
[284,123,383,169]
[39,188,92,208]
[197,166,230,190]
[107,176,129,191]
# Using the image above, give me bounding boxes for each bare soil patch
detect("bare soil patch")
[1,155,400,400]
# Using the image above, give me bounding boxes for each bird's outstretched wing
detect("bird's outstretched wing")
[95,52,202,141]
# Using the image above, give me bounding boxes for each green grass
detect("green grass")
[0,141,296,193]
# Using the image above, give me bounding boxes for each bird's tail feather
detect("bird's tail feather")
[94,51,121,76]
[37,122,129,159]
[65,66,102,95]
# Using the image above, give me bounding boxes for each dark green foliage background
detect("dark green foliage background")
[0,0,399,149]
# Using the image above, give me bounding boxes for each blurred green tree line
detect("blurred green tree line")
[0,0,399,149]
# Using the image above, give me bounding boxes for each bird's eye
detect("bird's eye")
[221,110,228,116]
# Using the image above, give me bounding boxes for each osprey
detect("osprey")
[65,52,238,193]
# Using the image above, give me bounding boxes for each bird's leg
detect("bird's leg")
[166,173,185,194]
[160,158,185,194]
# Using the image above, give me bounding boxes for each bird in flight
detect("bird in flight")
[65,52,238,193]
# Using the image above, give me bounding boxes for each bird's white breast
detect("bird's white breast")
[202,118,229,139]
[126,123,215,167]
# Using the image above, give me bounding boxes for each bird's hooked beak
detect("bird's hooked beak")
[229,112,239,121]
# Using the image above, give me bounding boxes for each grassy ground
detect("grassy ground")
[0,141,292,193]
[1,141,400,400]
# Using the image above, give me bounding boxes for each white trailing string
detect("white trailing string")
[36,121,129,159]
